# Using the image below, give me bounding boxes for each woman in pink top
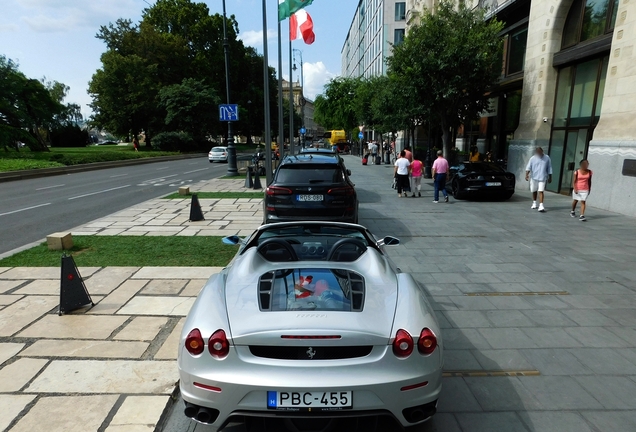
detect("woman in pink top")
[410,155,424,197]
[571,159,592,221]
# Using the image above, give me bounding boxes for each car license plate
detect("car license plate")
[297,195,323,202]
[267,391,352,411]
[485,182,502,186]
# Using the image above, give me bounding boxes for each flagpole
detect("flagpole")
[277,20,285,160]
[222,0,237,176]
[288,21,295,155]
[262,0,272,185]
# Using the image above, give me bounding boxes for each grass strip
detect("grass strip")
[163,191,264,199]
[0,236,236,267]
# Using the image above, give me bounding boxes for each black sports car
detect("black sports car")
[264,154,358,224]
[446,162,515,200]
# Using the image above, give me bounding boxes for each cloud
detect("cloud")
[16,0,139,33]
[238,28,276,48]
[302,61,336,100]
[0,23,19,32]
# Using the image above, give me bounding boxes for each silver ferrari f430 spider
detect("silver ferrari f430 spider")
[177,222,443,431]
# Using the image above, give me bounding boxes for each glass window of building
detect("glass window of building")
[394,29,405,46]
[507,26,528,75]
[395,2,406,21]
[561,0,619,48]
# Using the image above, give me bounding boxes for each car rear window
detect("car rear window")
[258,268,364,312]
[211,148,225,152]
[276,165,343,184]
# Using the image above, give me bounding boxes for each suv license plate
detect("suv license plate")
[485,182,502,186]
[267,391,352,411]
[297,195,323,202]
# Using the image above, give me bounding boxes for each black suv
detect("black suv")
[264,154,358,224]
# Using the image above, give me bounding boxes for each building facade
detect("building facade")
[281,79,323,141]
[341,0,408,78]
[407,0,635,217]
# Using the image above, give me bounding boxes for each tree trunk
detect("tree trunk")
[441,116,451,158]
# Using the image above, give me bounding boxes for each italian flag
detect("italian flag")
[290,9,315,45]
[278,0,314,21]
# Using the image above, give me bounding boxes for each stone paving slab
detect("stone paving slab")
[113,316,169,341]
[0,395,36,432]
[0,280,25,294]
[132,266,221,279]
[117,296,195,316]
[106,395,171,432]
[18,314,129,339]
[26,360,178,394]
[20,339,149,359]
[10,395,118,432]
[0,358,48,392]
[0,296,58,337]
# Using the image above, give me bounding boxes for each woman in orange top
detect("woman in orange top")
[571,159,592,221]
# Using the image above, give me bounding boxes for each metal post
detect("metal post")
[222,0,237,176]
[288,36,294,155]
[293,49,305,149]
[277,20,285,160]
[262,0,272,185]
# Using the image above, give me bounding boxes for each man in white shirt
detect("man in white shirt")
[525,147,553,212]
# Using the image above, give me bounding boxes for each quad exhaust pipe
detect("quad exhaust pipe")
[184,402,220,425]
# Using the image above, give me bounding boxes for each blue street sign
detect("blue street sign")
[358,132,364,139]
[300,127,306,135]
[219,104,239,122]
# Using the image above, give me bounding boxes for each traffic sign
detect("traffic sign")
[300,127,306,135]
[219,104,239,122]
[358,132,364,139]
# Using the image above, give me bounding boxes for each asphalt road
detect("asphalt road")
[0,157,236,256]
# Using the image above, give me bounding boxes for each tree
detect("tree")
[0,56,68,151]
[314,77,362,132]
[159,78,221,145]
[387,1,503,156]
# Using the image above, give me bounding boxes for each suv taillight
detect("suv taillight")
[267,186,293,196]
[327,187,354,196]
[208,329,230,359]
[392,329,414,358]
[418,328,437,355]
[185,328,204,355]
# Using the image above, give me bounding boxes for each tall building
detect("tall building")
[281,79,323,141]
[341,1,408,78]
[408,0,635,217]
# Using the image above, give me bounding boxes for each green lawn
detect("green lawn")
[0,236,236,267]
[163,191,263,199]
[0,146,181,172]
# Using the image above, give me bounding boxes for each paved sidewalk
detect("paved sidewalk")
[71,179,263,238]
[0,266,224,432]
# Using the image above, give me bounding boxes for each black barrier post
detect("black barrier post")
[244,166,254,188]
[189,194,205,222]
[59,255,93,315]
[253,169,263,190]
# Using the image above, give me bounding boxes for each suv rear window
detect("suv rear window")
[276,165,343,184]
[258,268,365,312]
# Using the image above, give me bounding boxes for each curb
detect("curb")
[0,153,207,183]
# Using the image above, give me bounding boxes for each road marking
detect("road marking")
[36,184,65,191]
[443,370,540,378]
[110,174,128,178]
[142,174,179,182]
[189,162,199,165]
[68,185,131,200]
[466,291,569,296]
[156,167,170,170]
[0,202,51,217]
[183,168,208,174]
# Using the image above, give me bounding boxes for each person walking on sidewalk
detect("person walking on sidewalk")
[571,159,592,221]
[432,150,449,203]
[370,141,378,165]
[394,150,411,198]
[410,154,424,197]
[525,147,553,212]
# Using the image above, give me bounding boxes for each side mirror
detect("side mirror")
[378,236,400,247]
[346,169,352,176]
[222,235,241,245]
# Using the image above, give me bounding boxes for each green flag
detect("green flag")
[278,0,314,21]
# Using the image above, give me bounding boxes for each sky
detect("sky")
[0,0,359,119]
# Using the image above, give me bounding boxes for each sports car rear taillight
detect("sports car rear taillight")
[185,328,205,355]
[392,329,414,358]
[266,186,292,196]
[208,329,230,359]
[418,328,437,355]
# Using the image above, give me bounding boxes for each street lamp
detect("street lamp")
[247,99,252,146]
[222,0,238,176]
[292,49,305,149]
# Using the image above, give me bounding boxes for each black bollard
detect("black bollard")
[244,167,254,188]
[59,255,93,315]
[189,194,205,222]
[253,169,262,190]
